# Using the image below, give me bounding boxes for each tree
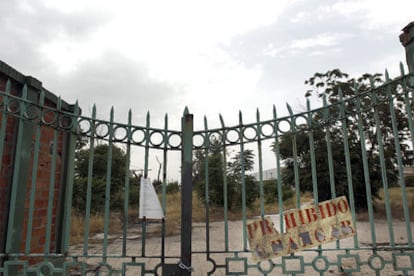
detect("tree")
[226,150,258,209]
[73,144,139,212]
[276,69,412,210]
[193,140,258,210]
[194,140,226,207]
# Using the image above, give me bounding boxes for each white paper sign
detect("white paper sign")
[139,177,164,219]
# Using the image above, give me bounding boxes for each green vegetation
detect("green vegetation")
[193,139,259,210]
[276,69,413,210]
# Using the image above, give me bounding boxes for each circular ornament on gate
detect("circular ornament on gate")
[277,119,291,133]
[24,103,40,120]
[312,256,329,273]
[168,133,181,148]
[131,128,146,144]
[42,109,58,125]
[225,129,239,144]
[243,126,258,141]
[39,262,55,275]
[258,259,274,274]
[193,133,206,148]
[260,123,274,138]
[150,130,164,147]
[113,125,128,141]
[368,253,385,271]
[59,115,74,129]
[7,99,21,114]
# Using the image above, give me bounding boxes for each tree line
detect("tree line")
[72,69,413,212]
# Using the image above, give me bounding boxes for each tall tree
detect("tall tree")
[193,141,258,209]
[277,69,412,210]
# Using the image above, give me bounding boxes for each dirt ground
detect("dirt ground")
[70,216,414,275]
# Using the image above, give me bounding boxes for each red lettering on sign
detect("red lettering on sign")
[284,212,297,230]
[337,198,349,213]
[318,203,326,219]
[247,222,258,240]
[305,207,318,223]
[325,201,337,217]
[259,219,274,235]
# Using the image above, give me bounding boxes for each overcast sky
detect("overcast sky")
[2,0,413,130]
[1,0,414,179]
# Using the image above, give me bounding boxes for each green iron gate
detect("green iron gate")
[1,27,414,275]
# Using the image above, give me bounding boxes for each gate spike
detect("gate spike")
[146,111,150,126]
[128,109,132,124]
[286,103,293,115]
[239,110,243,124]
[273,105,277,118]
[385,69,390,82]
[323,95,327,107]
[204,115,208,129]
[219,114,225,128]
[256,108,260,121]
[110,106,114,121]
[183,106,189,115]
[306,98,311,111]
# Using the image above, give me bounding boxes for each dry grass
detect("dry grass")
[373,187,414,220]
[70,212,122,245]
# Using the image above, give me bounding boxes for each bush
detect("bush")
[405,175,414,187]
[263,179,294,204]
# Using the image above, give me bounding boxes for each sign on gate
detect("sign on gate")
[247,196,355,261]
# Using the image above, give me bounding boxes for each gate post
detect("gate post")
[400,21,414,72]
[180,107,193,275]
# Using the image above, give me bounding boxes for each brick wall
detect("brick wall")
[0,61,76,266]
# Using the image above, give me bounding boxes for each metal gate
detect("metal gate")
[1,28,414,276]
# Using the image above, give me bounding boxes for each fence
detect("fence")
[1,24,414,276]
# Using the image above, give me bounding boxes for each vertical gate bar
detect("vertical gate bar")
[385,71,413,245]
[144,111,150,178]
[62,101,79,252]
[339,88,358,247]
[45,97,61,254]
[273,106,284,232]
[203,117,211,256]
[322,96,339,249]
[181,107,193,275]
[103,107,114,261]
[238,111,248,250]
[25,90,44,254]
[83,105,96,256]
[355,90,377,246]
[322,97,337,199]
[122,109,132,256]
[5,85,28,254]
[161,113,169,262]
[219,114,229,251]
[0,80,11,175]
[287,104,301,209]
[306,100,319,204]
[371,76,395,246]
[141,111,151,257]
[256,109,265,218]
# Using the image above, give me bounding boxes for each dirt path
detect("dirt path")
[70,218,414,275]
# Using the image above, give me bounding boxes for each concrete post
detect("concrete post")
[400,22,414,73]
